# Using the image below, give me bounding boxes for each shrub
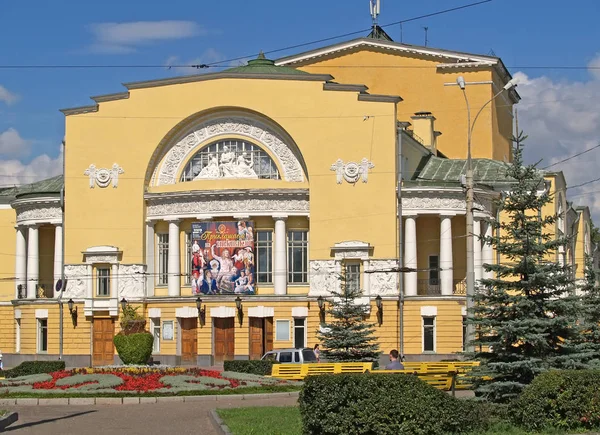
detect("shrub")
[299,373,487,435]
[113,332,154,365]
[4,361,66,379]
[512,370,600,431]
[119,304,146,334]
[223,360,280,376]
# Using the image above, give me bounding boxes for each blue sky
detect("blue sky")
[1,0,600,214]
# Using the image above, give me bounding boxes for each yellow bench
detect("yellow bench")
[378,370,458,394]
[402,362,480,389]
[271,362,373,380]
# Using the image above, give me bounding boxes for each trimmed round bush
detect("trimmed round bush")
[299,373,488,435]
[512,370,600,431]
[113,332,154,365]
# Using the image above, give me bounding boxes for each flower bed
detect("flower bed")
[0,367,299,396]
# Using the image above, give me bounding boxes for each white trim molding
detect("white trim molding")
[248,306,275,318]
[291,307,308,318]
[13,197,61,226]
[14,309,22,319]
[421,306,438,317]
[175,306,199,318]
[35,309,49,319]
[148,308,161,318]
[210,306,236,318]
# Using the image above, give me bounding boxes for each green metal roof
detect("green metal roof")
[14,175,63,199]
[415,156,513,185]
[224,52,309,75]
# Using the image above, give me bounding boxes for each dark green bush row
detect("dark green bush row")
[299,373,489,435]
[4,360,66,378]
[113,332,154,365]
[223,360,280,376]
[512,370,600,431]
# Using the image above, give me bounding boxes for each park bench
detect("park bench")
[377,369,458,395]
[271,362,373,380]
[402,361,479,389]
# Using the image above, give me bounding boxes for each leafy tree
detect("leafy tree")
[316,275,380,364]
[469,132,581,403]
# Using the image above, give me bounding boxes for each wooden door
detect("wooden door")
[181,318,198,363]
[214,317,235,363]
[265,317,273,353]
[93,318,114,366]
[249,318,264,360]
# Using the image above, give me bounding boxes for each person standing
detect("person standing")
[313,344,321,362]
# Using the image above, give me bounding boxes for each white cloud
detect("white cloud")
[164,49,226,75]
[0,144,63,187]
[0,85,19,105]
[88,20,203,54]
[0,128,31,157]
[516,53,600,221]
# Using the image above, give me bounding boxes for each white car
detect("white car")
[261,348,317,364]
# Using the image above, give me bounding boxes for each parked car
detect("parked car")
[261,348,317,364]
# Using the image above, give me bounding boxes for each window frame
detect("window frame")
[256,230,274,284]
[151,318,161,353]
[428,255,440,284]
[96,267,111,297]
[422,316,436,353]
[293,318,306,349]
[157,233,169,286]
[37,318,48,353]
[162,320,174,341]
[275,319,290,341]
[344,261,361,293]
[287,230,309,284]
[15,318,21,353]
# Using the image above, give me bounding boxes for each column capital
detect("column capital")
[272,214,288,221]
[26,223,41,229]
[439,213,456,219]
[165,218,182,224]
[403,213,419,218]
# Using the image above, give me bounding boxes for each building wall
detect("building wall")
[295,49,513,161]
[0,208,16,301]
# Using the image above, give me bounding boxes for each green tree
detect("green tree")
[469,132,580,403]
[316,275,380,364]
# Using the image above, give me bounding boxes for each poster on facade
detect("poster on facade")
[190,221,256,295]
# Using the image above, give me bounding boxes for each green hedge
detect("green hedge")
[223,360,280,376]
[4,360,66,378]
[299,373,488,435]
[113,332,154,365]
[512,370,600,431]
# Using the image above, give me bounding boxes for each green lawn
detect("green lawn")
[217,406,302,435]
[217,407,576,435]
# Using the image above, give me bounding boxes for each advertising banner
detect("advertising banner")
[190,221,255,295]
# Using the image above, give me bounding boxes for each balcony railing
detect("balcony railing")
[16,282,55,299]
[417,279,466,296]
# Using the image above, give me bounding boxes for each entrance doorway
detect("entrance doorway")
[213,317,235,363]
[249,317,273,360]
[181,318,198,364]
[93,318,114,366]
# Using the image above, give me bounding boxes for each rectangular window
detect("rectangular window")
[462,317,467,352]
[15,319,21,353]
[288,231,308,283]
[428,255,439,284]
[256,231,273,283]
[423,317,436,352]
[97,268,110,297]
[38,319,48,353]
[276,320,290,341]
[345,263,361,292]
[158,234,169,286]
[184,232,192,285]
[162,320,174,341]
[151,319,161,353]
[293,318,306,348]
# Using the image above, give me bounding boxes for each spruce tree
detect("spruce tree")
[469,132,580,403]
[316,275,380,364]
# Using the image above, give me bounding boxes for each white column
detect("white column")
[482,221,494,279]
[273,215,288,295]
[26,225,39,299]
[473,218,482,283]
[404,215,418,296]
[86,264,93,299]
[439,215,454,296]
[15,227,27,298]
[167,219,181,297]
[362,259,370,295]
[146,221,156,297]
[53,224,63,292]
[111,263,118,298]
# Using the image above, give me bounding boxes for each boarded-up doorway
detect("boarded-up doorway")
[181,318,198,364]
[214,317,235,363]
[249,317,273,360]
[93,318,114,366]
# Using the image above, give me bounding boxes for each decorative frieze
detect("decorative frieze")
[63,264,87,299]
[402,191,493,215]
[308,260,340,296]
[369,259,399,295]
[15,202,61,224]
[118,264,145,298]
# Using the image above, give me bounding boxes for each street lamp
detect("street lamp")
[120,298,128,312]
[455,75,517,352]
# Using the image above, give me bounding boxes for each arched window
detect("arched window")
[180,139,280,181]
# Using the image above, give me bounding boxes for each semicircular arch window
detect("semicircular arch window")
[180,139,280,181]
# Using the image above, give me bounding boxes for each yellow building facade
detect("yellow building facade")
[0,35,594,368]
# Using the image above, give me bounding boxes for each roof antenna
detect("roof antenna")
[423,27,429,46]
[370,0,380,32]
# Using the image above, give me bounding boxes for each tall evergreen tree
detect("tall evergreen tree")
[316,275,380,364]
[469,132,580,403]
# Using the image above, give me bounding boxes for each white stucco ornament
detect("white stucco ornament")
[330,158,374,184]
[84,163,124,188]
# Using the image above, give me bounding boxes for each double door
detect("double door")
[249,317,273,360]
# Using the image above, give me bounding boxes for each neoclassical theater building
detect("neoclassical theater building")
[0,32,593,367]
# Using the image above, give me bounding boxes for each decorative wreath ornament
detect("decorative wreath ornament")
[84,163,125,188]
[330,158,375,184]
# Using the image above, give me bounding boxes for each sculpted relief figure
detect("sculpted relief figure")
[194,154,219,180]
[194,148,259,180]
[234,152,258,178]
[219,146,236,178]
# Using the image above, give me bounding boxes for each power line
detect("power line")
[542,143,600,170]
[569,176,600,190]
